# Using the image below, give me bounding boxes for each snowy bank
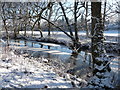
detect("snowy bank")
[0,51,74,88]
[0,49,88,88]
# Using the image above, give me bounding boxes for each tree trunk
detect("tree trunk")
[85,2,89,37]
[74,1,79,51]
[103,0,107,31]
[38,21,43,37]
[88,2,113,88]
[91,2,103,69]
[24,23,27,36]
[74,1,79,42]
[48,5,52,36]
[3,19,9,45]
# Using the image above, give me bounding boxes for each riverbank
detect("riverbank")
[0,47,88,88]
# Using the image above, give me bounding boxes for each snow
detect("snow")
[88,73,113,88]
[110,57,119,73]
[95,64,105,71]
[0,51,74,88]
[20,30,118,36]
[104,30,118,37]
[38,42,61,47]
[19,30,118,39]
[15,30,118,48]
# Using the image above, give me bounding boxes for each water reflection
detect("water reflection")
[65,51,92,77]
[65,53,78,68]
[32,42,34,47]
[41,44,43,48]
[48,46,50,49]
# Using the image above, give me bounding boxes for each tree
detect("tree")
[1,2,9,44]
[74,1,79,51]
[47,2,53,36]
[58,1,87,53]
[88,2,113,88]
[31,2,51,37]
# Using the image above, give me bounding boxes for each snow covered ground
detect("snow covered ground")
[18,30,118,44]
[1,30,118,45]
[19,30,118,37]
[0,46,88,88]
[0,50,73,88]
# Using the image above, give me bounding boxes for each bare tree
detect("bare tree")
[47,2,53,36]
[31,2,51,36]
[1,2,9,44]
[88,2,113,88]
[59,2,73,36]
[85,2,89,37]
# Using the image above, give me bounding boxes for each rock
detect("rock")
[42,58,49,63]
